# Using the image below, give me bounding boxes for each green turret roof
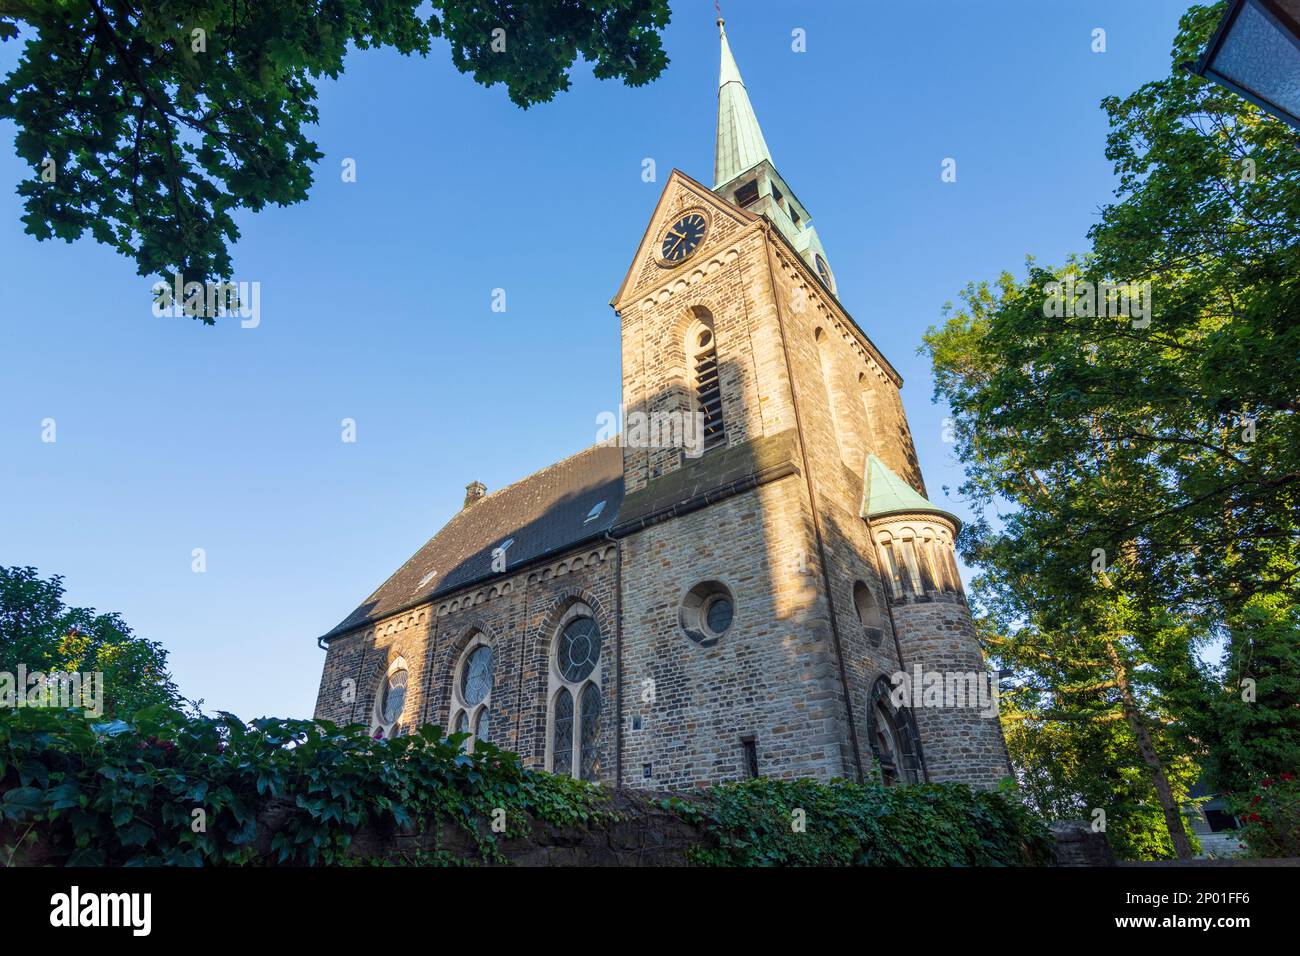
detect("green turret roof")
[714,19,773,189]
[861,455,960,528]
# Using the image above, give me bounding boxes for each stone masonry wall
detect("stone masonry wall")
[618,476,850,789]
[764,242,1010,787]
[887,592,1009,786]
[760,243,920,780]
[315,543,620,785]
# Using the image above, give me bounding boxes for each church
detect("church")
[313,19,1010,791]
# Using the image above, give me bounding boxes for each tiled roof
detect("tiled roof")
[321,444,624,642]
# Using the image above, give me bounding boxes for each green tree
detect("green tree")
[923,2,1300,857]
[0,566,180,718]
[1000,679,1199,861]
[1085,0,1300,802]
[1197,587,1300,797]
[0,0,671,296]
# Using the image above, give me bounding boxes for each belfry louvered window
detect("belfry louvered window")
[692,326,726,452]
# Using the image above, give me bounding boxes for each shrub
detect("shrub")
[0,705,607,866]
[1,706,1054,867]
[1236,773,1300,859]
[663,776,1054,866]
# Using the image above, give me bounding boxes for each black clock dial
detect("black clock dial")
[661,213,707,263]
[815,254,833,289]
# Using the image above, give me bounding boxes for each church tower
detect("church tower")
[607,16,1010,789]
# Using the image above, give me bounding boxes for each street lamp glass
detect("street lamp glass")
[1202,0,1300,128]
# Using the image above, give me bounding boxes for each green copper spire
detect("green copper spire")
[710,17,836,296]
[861,455,960,528]
[714,17,773,189]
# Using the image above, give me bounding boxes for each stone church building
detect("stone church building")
[313,20,1010,790]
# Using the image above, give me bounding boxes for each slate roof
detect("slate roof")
[320,443,625,643]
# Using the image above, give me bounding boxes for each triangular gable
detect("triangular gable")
[610,168,760,311]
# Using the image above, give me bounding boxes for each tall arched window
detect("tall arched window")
[815,327,849,466]
[371,658,408,739]
[919,529,947,593]
[853,580,884,648]
[874,701,906,786]
[552,688,575,776]
[450,635,494,751]
[877,531,907,597]
[687,311,726,453]
[944,545,962,595]
[899,532,926,594]
[548,605,603,781]
[579,684,602,780]
[869,676,921,786]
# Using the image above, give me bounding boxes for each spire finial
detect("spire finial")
[713,8,772,189]
[715,0,724,33]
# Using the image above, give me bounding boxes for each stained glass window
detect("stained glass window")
[558,618,601,683]
[380,669,407,725]
[552,688,574,776]
[875,703,900,787]
[474,706,491,744]
[461,645,493,706]
[579,684,601,781]
[705,596,733,635]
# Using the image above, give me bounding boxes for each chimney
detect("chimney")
[463,481,487,509]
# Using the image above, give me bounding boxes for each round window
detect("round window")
[704,594,733,635]
[680,581,735,646]
[460,645,493,706]
[558,618,602,682]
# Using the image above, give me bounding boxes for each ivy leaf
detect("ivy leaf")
[17,759,48,788]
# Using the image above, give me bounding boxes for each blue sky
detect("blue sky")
[0,0,1195,719]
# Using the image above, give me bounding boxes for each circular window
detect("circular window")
[379,669,407,725]
[680,581,735,646]
[704,594,733,635]
[558,618,602,682]
[460,645,493,706]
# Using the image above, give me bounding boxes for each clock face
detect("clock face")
[815,254,833,289]
[661,213,707,263]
